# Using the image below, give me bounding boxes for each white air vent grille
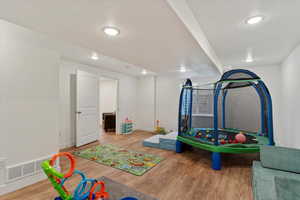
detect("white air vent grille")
[8,166,22,181]
[6,155,57,183]
[22,162,35,176]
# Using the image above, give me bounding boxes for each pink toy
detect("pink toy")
[235,133,246,143]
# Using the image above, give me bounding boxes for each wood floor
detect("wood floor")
[0,131,257,200]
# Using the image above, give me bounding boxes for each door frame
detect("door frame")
[99,75,120,134]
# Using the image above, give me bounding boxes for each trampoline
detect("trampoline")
[176,69,275,170]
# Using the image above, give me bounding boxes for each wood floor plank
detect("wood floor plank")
[0,131,256,200]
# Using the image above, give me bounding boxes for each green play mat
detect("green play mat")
[73,144,163,176]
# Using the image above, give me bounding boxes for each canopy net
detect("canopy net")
[178,69,274,148]
[180,81,267,135]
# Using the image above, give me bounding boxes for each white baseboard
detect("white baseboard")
[0,172,46,196]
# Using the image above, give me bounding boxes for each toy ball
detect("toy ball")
[235,133,246,143]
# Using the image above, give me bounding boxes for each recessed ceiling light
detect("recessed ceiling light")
[91,53,99,60]
[141,69,147,75]
[246,16,264,25]
[180,66,186,73]
[103,27,120,36]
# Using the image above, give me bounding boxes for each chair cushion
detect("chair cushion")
[261,145,300,173]
[252,161,300,200]
[275,176,300,200]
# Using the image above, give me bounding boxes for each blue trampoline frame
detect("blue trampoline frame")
[177,69,275,170]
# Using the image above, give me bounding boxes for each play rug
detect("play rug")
[73,144,163,176]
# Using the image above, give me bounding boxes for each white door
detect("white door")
[76,70,99,147]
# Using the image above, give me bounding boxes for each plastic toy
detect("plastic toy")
[41,152,138,200]
[155,120,167,135]
[235,132,246,143]
[121,118,133,134]
[176,69,275,170]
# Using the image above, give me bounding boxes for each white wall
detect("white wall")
[135,76,183,132]
[281,44,300,148]
[155,76,182,132]
[0,20,59,193]
[136,75,217,132]
[136,76,156,131]
[100,80,117,114]
[0,21,60,166]
[59,60,137,148]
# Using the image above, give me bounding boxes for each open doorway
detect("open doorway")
[99,76,118,134]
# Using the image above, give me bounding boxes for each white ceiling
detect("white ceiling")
[0,19,148,76]
[186,0,300,67]
[0,0,219,77]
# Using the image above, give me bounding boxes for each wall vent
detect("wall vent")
[7,166,22,181]
[6,155,58,183]
[22,162,35,176]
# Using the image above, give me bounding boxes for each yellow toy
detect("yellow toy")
[154,120,167,134]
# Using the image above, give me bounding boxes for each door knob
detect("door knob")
[76,111,82,114]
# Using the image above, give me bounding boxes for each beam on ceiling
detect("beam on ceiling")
[166,0,224,74]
